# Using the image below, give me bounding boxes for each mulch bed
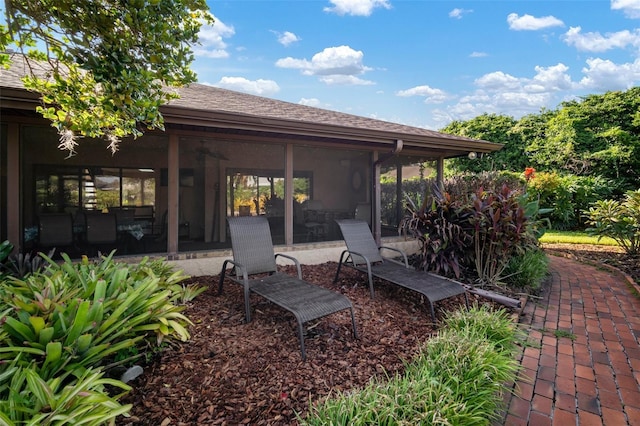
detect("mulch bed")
[120,245,638,425]
[120,264,497,425]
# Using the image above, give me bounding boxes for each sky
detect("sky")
[191,0,640,130]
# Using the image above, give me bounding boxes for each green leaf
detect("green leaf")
[28,316,46,336]
[64,300,90,347]
[38,327,55,347]
[4,317,36,342]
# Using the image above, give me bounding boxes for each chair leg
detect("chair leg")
[333,264,342,284]
[428,301,436,322]
[350,308,359,339]
[297,321,306,361]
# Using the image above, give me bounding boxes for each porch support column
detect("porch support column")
[436,156,445,190]
[167,133,179,255]
[204,154,215,243]
[372,139,403,244]
[218,164,226,242]
[395,160,403,226]
[284,144,293,245]
[372,151,381,244]
[6,123,20,253]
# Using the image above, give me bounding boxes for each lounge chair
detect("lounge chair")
[333,219,468,321]
[218,216,358,360]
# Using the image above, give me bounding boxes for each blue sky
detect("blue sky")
[191,0,640,130]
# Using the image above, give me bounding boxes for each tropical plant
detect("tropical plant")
[0,252,194,380]
[0,362,131,425]
[586,189,640,256]
[0,252,202,424]
[468,185,539,288]
[0,240,55,279]
[400,183,472,278]
[302,305,520,425]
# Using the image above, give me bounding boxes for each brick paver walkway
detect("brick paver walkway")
[502,255,640,425]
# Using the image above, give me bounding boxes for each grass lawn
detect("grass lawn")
[539,230,619,246]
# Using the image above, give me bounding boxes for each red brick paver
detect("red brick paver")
[501,255,640,425]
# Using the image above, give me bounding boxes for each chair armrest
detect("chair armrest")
[218,259,249,292]
[379,245,409,267]
[274,253,303,279]
[340,249,373,270]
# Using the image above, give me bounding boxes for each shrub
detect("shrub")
[301,305,520,426]
[0,240,53,279]
[400,183,472,278]
[468,185,539,287]
[503,247,550,292]
[0,252,203,424]
[525,172,615,230]
[401,178,544,288]
[586,189,640,256]
[0,363,131,425]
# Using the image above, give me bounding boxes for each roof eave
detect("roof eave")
[160,105,503,154]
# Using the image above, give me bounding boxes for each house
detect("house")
[0,55,502,263]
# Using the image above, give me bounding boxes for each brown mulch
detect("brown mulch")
[120,264,492,425]
[120,245,638,425]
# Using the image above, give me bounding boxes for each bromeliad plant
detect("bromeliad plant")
[0,251,204,424]
[0,240,54,279]
[0,361,132,425]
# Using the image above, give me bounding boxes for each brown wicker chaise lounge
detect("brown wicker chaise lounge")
[333,219,468,321]
[218,216,358,360]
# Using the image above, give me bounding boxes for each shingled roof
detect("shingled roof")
[1,55,502,156]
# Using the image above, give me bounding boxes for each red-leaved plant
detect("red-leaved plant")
[468,184,537,287]
[400,184,472,278]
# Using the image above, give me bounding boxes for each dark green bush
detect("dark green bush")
[525,171,614,230]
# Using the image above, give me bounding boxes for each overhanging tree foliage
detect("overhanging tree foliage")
[1,0,214,153]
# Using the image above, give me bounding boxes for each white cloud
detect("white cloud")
[299,98,321,107]
[579,57,640,90]
[529,63,575,92]
[319,75,375,85]
[507,13,564,31]
[396,85,449,103]
[470,51,488,58]
[195,16,235,59]
[434,63,575,121]
[276,45,374,85]
[475,71,522,90]
[323,0,391,17]
[563,26,640,52]
[274,31,301,47]
[432,56,639,124]
[612,0,640,18]
[449,8,472,19]
[213,77,280,95]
